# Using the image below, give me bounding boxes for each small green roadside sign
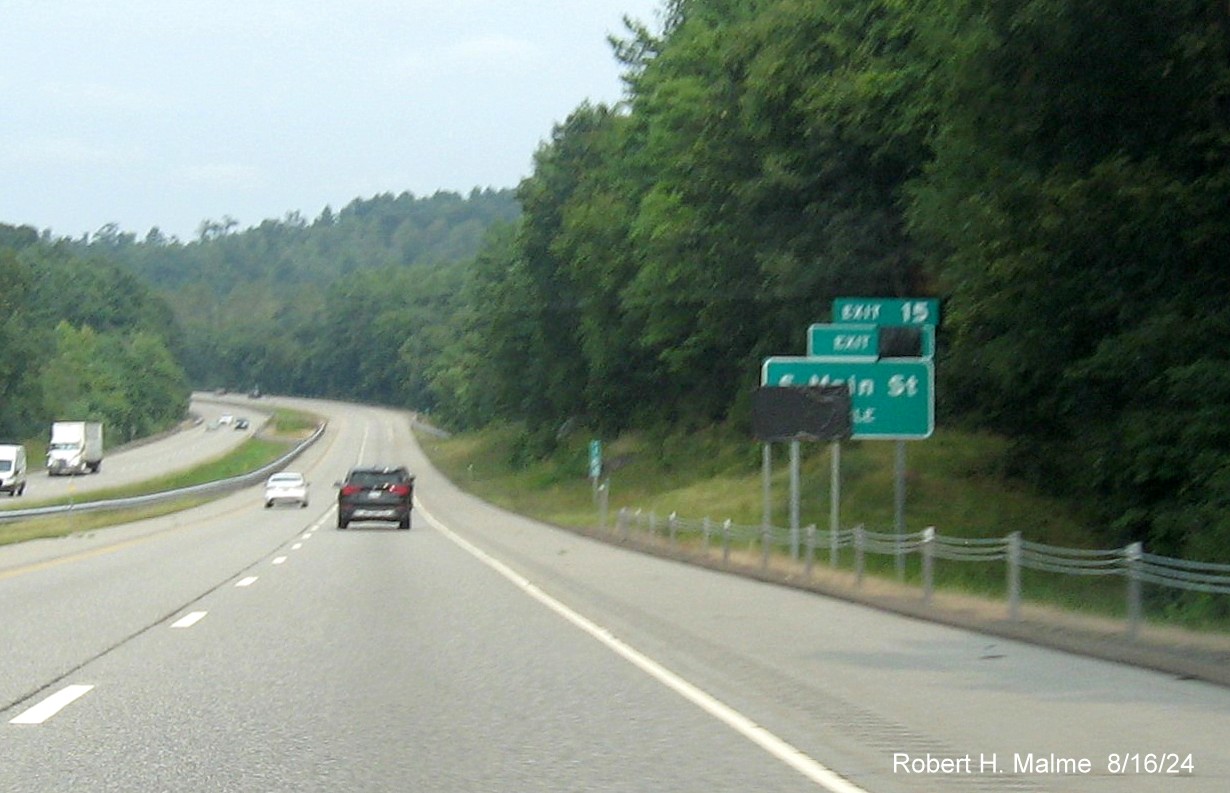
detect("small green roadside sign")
[588,440,602,480]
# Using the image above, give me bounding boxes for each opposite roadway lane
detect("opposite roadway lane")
[0,396,1227,792]
[0,394,269,508]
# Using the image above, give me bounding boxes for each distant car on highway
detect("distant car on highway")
[335,465,413,529]
[234,417,250,430]
[264,472,309,508]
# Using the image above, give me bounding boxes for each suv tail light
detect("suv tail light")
[389,484,412,497]
[340,484,363,496]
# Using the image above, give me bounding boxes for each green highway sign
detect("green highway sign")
[761,357,934,439]
[588,439,602,479]
[806,324,877,359]
[807,323,935,360]
[833,297,940,326]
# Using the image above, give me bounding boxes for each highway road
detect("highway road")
[0,395,270,507]
[1,396,1227,792]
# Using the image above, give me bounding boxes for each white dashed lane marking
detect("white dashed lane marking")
[9,685,94,725]
[8,516,326,728]
[171,611,207,629]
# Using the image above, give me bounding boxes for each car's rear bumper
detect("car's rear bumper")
[266,492,308,504]
[338,503,410,521]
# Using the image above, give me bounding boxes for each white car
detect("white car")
[264,472,309,508]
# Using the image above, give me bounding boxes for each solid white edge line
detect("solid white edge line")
[9,684,95,725]
[171,611,208,629]
[417,503,869,793]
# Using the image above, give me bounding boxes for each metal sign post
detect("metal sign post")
[762,443,772,546]
[790,440,801,560]
[752,386,851,561]
[895,440,907,580]
[830,441,841,567]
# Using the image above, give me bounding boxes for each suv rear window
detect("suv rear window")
[348,469,409,487]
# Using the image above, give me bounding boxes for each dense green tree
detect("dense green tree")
[551,109,662,431]
[0,229,189,442]
[907,0,1230,555]
[602,0,926,425]
[428,224,523,429]
[0,249,43,438]
[86,189,519,391]
[38,321,187,443]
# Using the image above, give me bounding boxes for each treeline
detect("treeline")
[0,225,188,445]
[77,189,520,406]
[56,0,1230,561]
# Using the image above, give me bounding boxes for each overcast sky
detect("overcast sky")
[1,1,664,241]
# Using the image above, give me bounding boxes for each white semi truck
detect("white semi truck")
[46,421,104,476]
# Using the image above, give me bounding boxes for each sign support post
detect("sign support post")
[829,441,841,567]
[895,440,907,580]
[829,296,939,573]
[762,443,772,546]
[790,440,801,560]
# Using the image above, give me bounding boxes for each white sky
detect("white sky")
[0,1,664,241]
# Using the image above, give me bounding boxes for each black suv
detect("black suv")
[336,465,414,529]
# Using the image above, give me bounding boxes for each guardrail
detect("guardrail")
[0,423,326,524]
[610,506,1230,637]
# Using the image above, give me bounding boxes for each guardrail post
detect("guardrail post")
[702,517,712,555]
[722,519,732,565]
[1126,541,1143,638]
[855,524,866,587]
[830,522,840,569]
[804,524,816,578]
[1007,531,1021,622]
[617,507,628,540]
[668,512,678,549]
[922,527,935,602]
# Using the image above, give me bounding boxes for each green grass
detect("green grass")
[0,497,218,546]
[419,423,1092,546]
[415,422,1229,632]
[0,409,321,547]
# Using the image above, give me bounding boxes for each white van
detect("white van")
[0,444,28,496]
